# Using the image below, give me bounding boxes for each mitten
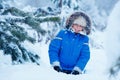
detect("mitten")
[72,70,80,75]
[53,66,61,72]
[72,66,82,75]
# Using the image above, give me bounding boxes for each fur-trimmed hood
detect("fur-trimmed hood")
[66,12,91,35]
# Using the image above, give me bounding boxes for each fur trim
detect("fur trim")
[73,16,87,27]
[73,66,82,73]
[66,12,91,35]
[79,31,86,35]
[52,61,60,67]
[69,27,87,35]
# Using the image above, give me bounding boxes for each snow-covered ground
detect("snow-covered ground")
[0,0,120,80]
[0,45,107,80]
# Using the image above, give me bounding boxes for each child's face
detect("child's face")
[72,24,84,33]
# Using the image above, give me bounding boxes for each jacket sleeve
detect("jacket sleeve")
[76,36,90,71]
[48,30,64,65]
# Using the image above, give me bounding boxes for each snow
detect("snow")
[0,0,120,80]
[105,0,120,78]
[0,50,12,65]
[0,43,108,80]
[6,0,54,9]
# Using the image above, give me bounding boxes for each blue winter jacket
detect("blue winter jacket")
[48,29,90,71]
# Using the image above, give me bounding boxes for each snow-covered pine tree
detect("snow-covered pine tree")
[0,4,60,65]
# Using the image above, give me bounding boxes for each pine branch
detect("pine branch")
[36,16,60,22]
[34,7,61,17]
[2,7,29,17]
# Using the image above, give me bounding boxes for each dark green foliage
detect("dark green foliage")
[0,3,3,9]
[24,16,46,35]
[27,37,36,44]
[41,17,60,22]
[25,16,40,27]
[11,30,27,41]
[2,7,29,17]
[34,8,50,17]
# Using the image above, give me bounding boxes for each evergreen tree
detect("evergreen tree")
[0,6,60,65]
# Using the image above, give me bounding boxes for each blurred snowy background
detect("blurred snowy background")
[0,0,120,80]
